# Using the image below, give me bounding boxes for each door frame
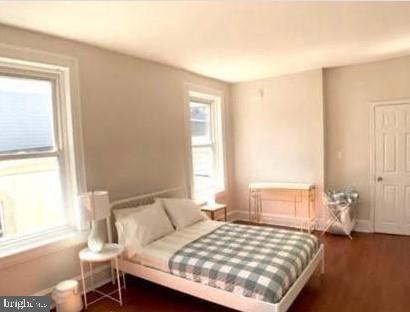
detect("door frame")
[369,98,410,233]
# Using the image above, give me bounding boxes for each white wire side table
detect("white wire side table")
[79,243,126,309]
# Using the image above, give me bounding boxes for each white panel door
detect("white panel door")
[374,103,410,235]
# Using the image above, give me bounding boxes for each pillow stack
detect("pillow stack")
[159,198,207,230]
[114,200,174,258]
[114,197,208,258]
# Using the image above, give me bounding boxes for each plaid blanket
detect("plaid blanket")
[168,223,319,304]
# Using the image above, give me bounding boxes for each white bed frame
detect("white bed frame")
[110,187,325,312]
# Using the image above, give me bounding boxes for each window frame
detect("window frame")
[187,89,226,200]
[0,44,86,260]
[0,201,5,238]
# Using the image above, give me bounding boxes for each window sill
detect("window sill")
[0,227,88,269]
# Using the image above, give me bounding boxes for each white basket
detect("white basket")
[52,280,83,312]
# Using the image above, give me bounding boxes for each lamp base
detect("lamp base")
[88,220,105,253]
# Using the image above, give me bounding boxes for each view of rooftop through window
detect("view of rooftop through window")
[0,76,55,154]
[190,102,211,145]
[0,75,65,240]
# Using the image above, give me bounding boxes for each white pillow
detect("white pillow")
[159,198,207,230]
[113,205,148,221]
[115,200,174,258]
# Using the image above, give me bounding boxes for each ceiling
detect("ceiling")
[1,1,410,82]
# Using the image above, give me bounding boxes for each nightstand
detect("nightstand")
[79,243,126,309]
[201,203,227,221]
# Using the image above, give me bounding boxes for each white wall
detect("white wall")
[231,54,410,228]
[0,24,232,295]
[231,69,325,221]
[324,55,410,221]
[5,18,410,296]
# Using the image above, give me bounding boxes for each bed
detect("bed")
[109,187,324,312]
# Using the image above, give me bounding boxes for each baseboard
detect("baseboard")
[230,210,374,233]
[33,263,112,299]
[354,219,373,233]
[226,210,238,222]
[228,210,247,222]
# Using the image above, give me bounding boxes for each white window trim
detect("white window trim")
[183,83,227,199]
[0,43,87,265]
[0,201,5,237]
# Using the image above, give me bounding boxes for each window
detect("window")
[189,92,225,200]
[0,58,82,251]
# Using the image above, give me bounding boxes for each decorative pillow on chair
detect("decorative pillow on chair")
[115,200,174,258]
[159,198,207,230]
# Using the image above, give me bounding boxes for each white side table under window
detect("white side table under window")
[79,243,126,309]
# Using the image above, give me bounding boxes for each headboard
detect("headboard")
[108,186,188,243]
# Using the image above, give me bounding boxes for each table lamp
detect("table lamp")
[79,191,110,253]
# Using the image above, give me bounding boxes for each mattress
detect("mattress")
[169,223,319,304]
[130,219,223,272]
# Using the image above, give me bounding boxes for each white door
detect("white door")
[374,103,410,235]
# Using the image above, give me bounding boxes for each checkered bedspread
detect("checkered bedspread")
[168,223,319,304]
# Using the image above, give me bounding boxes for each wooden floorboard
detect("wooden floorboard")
[86,224,410,312]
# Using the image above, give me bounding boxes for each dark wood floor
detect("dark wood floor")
[86,228,410,312]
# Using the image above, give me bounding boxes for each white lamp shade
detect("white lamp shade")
[79,191,110,221]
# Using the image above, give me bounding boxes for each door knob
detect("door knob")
[377,176,383,182]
